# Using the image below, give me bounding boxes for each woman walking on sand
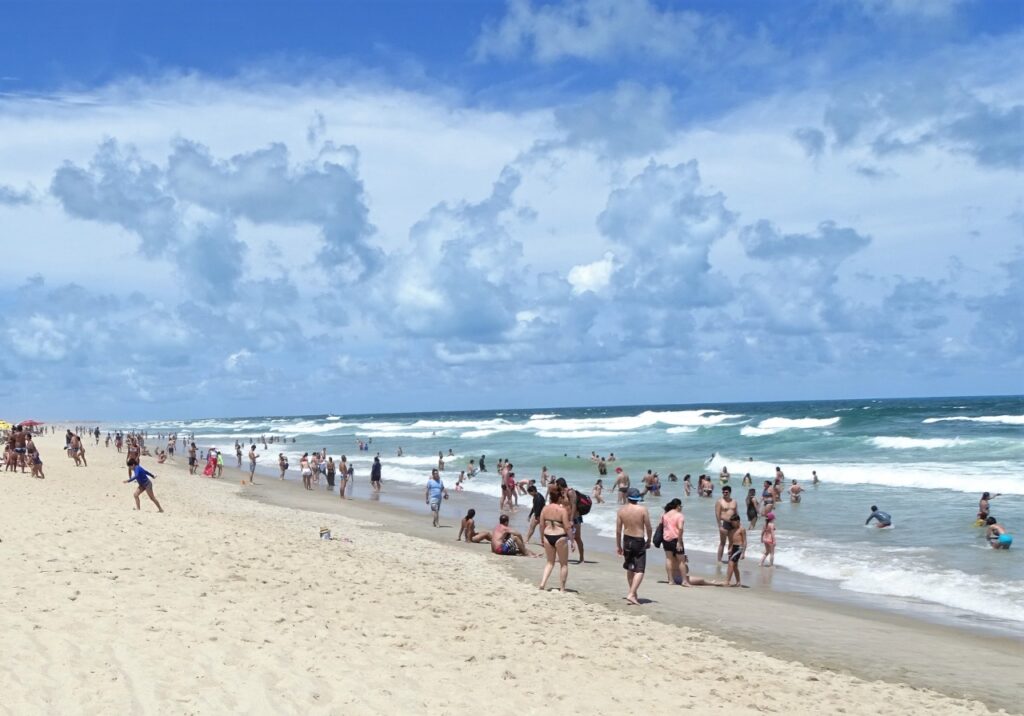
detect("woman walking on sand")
[660,498,687,586]
[124,459,163,513]
[539,485,571,592]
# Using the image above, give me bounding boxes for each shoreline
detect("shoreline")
[235,462,1024,713]
[3,429,1018,714]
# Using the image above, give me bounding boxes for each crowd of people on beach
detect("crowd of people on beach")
[9,424,1014,605]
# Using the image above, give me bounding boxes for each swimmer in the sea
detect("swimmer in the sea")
[789,479,803,503]
[865,505,891,528]
[986,517,1013,550]
[979,492,1000,520]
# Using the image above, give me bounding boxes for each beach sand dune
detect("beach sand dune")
[0,432,997,714]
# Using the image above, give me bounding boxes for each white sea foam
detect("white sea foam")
[869,436,973,450]
[923,415,1024,426]
[527,409,744,433]
[530,413,560,419]
[411,418,511,429]
[666,426,699,434]
[325,415,341,421]
[774,541,1024,623]
[707,453,1024,495]
[534,430,632,439]
[741,416,840,437]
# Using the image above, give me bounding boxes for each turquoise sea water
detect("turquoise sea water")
[135,395,1024,628]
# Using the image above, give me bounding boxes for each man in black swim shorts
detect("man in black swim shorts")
[615,488,652,605]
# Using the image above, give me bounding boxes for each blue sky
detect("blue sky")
[0,0,1021,419]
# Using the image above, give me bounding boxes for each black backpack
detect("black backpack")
[576,491,593,516]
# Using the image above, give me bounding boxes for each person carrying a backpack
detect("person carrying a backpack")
[556,477,591,564]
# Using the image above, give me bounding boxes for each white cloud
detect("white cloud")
[567,252,614,294]
[224,349,253,372]
[10,315,67,361]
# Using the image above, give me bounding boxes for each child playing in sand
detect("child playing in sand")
[124,459,163,513]
[592,479,605,504]
[760,512,776,567]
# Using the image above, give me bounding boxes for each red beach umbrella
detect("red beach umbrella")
[19,420,44,426]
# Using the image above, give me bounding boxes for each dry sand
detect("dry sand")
[0,430,1010,714]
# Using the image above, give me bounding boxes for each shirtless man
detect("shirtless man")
[789,479,802,503]
[715,486,738,563]
[641,470,661,497]
[490,514,532,556]
[725,514,747,586]
[188,442,198,475]
[613,467,630,504]
[615,488,652,605]
[13,427,27,472]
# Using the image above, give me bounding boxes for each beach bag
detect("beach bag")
[576,492,593,516]
[652,522,664,548]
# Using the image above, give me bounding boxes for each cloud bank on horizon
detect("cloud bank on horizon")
[0,0,1020,419]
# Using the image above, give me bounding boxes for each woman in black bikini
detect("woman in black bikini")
[746,488,760,529]
[539,485,572,592]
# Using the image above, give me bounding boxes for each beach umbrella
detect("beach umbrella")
[19,420,44,427]
[0,420,11,430]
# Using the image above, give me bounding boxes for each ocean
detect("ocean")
[131,395,1024,631]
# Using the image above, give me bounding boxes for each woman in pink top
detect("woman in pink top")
[660,498,687,586]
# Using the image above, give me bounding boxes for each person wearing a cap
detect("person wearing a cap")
[615,488,652,605]
[613,467,630,504]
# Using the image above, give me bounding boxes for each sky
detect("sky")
[0,0,1021,420]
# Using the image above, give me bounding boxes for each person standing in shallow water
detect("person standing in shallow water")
[725,514,746,586]
[370,456,382,492]
[615,488,652,605]
[715,486,737,563]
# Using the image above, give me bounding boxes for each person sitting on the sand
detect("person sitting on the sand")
[490,514,532,556]
[457,509,492,543]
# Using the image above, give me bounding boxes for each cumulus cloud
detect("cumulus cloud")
[166,139,380,275]
[600,160,734,306]
[567,252,614,295]
[386,166,528,341]
[739,220,871,334]
[818,65,1023,170]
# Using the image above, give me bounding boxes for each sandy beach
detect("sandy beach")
[0,430,1017,715]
